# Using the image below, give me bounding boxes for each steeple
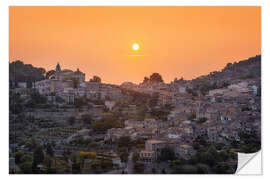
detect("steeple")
[56,62,61,72]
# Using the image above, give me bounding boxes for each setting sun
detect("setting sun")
[132,43,140,51]
[9,6,261,84]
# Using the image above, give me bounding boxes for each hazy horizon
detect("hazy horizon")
[9,6,261,84]
[9,54,260,85]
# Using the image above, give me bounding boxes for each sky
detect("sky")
[9,6,261,84]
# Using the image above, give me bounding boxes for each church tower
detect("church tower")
[56,62,61,72]
[55,62,61,80]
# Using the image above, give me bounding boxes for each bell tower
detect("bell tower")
[56,62,61,72]
[55,62,61,80]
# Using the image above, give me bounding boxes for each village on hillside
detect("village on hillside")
[9,55,261,174]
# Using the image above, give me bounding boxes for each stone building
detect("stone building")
[55,62,85,82]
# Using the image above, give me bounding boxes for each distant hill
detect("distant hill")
[9,60,46,85]
[191,55,260,87]
[209,55,260,80]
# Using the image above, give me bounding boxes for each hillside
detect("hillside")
[187,55,261,90]
[9,60,46,84]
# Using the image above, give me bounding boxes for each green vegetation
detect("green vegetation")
[119,149,129,163]
[241,106,251,112]
[75,97,88,108]
[158,146,176,161]
[72,163,81,174]
[215,162,230,174]
[9,92,23,114]
[81,114,93,125]
[134,162,145,173]
[67,116,76,125]
[170,145,236,174]
[25,91,47,108]
[13,150,34,174]
[13,150,25,164]
[120,88,151,104]
[9,60,46,87]
[172,165,197,174]
[89,75,101,83]
[142,73,164,84]
[199,82,217,96]
[19,161,33,174]
[186,88,198,97]
[197,117,207,124]
[33,146,45,166]
[235,131,261,153]
[92,113,121,132]
[132,152,139,163]
[118,136,132,148]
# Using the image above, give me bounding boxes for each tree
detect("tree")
[172,165,197,174]
[77,151,97,167]
[43,156,53,169]
[20,161,33,174]
[81,114,93,125]
[25,138,37,151]
[149,73,164,83]
[133,138,146,148]
[186,88,198,97]
[67,116,76,125]
[10,103,23,114]
[219,150,229,161]
[9,60,46,84]
[143,77,149,84]
[226,62,233,69]
[29,91,47,105]
[118,136,132,148]
[158,147,176,161]
[92,115,121,132]
[161,168,166,174]
[89,75,101,83]
[100,160,113,169]
[72,163,81,174]
[197,117,207,124]
[196,163,210,174]
[13,150,24,165]
[75,97,88,108]
[132,152,139,163]
[141,73,164,84]
[196,146,218,167]
[170,159,181,168]
[46,144,54,157]
[33,146,44,166]
[134,162,144,173]
[119,151,129,163]
[215,162,230,174]
[21,154,33,164]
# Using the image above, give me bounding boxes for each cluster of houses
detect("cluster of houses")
[9,62,261,172]
[107,79,260,164]
[32,68,261,164]
[33,63,124,104]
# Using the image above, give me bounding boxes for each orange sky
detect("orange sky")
[9,6,261,84]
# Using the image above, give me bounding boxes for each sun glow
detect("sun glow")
[132,43,140,51]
